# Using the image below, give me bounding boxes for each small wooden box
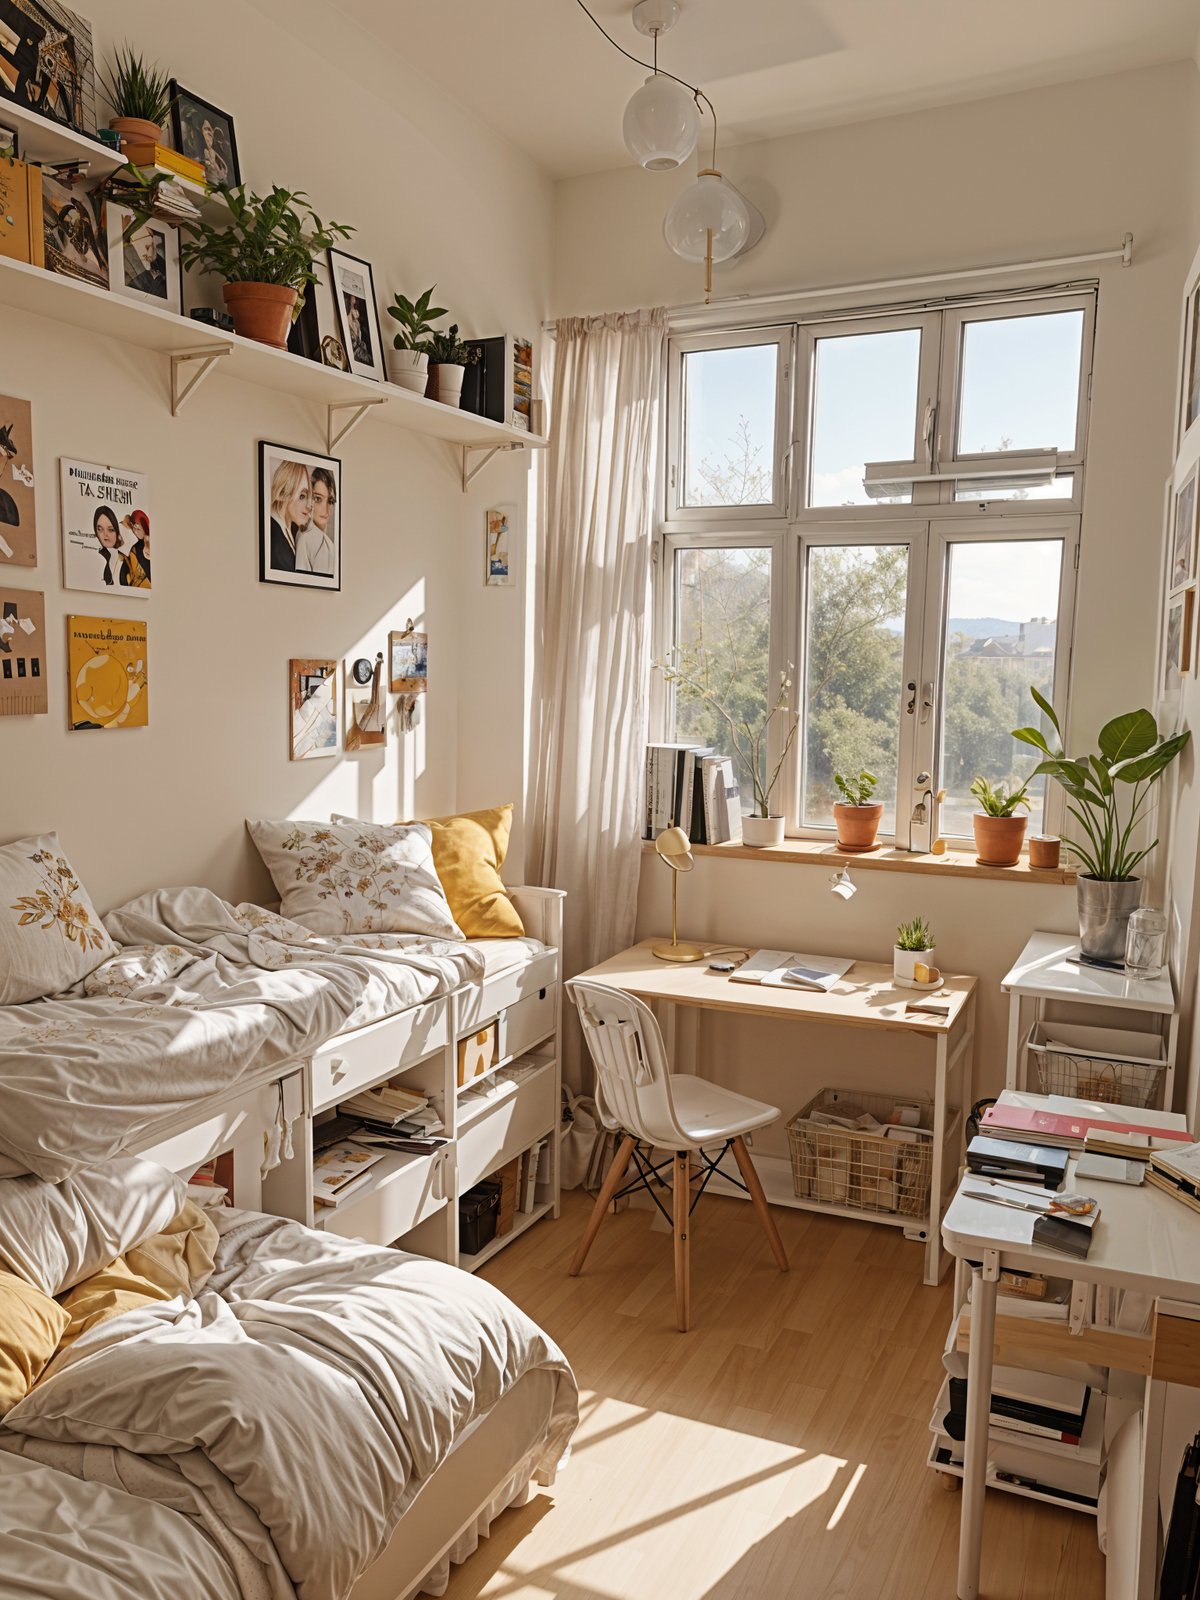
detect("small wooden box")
[0,158,45,267]
[457,1020,499,1087]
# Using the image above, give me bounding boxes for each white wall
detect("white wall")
[554,62,1198,1100]
[0,0,552,912]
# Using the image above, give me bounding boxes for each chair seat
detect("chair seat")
[667,1074,780,1146]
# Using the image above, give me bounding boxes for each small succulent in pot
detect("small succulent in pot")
[969,775,1031,868]
[426,323,480,407]
[894,915,937,983]
[832,769,883,852]
[102,45,174,145]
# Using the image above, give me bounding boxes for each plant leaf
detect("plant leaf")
[1029,685,1061,737]
[1097,708,1157,764]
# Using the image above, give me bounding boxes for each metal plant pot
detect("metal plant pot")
[1077,875,1142,967]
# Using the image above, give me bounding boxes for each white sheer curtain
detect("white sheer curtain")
[528,308,667,1085]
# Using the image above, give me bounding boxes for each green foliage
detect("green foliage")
[177,186,353,307]
[896,916,934,952]
[1012,688,1190,879]
[833,770,878,807]
[969,776,1030,817]
[427,324,480,367]
[102,45,174,125]
[387,285,448,352]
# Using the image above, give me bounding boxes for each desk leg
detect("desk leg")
[958,1260,997,1600]
[926,1032,949,1286]
[1004,990,1022,1091]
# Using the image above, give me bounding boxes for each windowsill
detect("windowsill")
[641,836,1077,886]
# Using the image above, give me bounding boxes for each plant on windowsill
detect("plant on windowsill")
[894,915,938,985]
[654,650,799,848]
[102,44,174,147]
[385,284,447,392]
[831,769,882,853]
[426,323,480,408]
[969,776,1030,868]
[1012,688,1190,966]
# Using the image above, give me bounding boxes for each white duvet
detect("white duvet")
[0,886,485,1180]
[0,1208,578,1600]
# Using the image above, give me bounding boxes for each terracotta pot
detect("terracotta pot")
[223,282,298,350]
[111,116,162,147]
[833,801,884,852]
[1028,835,1061,870]
[741,814,784,847]
[972,812,1027,867]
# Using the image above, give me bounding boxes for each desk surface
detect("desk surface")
[1000,930,1176,1013]
[577,941,976,1036]
[942,1159,1200,1300]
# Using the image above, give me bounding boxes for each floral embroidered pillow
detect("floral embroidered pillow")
[246,819,464,940]
[0,834,117,1006]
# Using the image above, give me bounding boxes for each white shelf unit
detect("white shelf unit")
[0,101,123,175]
[0,254,548,484]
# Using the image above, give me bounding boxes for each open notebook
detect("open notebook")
[730,950,853,992]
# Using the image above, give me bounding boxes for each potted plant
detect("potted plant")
[1013,689,1190,966]
[969,777,1031,867]
[385,284,447,392]
[175,185,353,349]
[832,770,883,852]
[102,46,173,148]
[894,916,936,984]
[426,323,479,407]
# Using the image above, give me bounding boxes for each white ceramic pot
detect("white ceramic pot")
[431,363,466,407]
[387,348,429,392]
[894,945,936,982]
[741,814,785,847]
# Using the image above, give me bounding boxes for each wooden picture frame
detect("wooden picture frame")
[289,658,338,760]
[388,626,427,694]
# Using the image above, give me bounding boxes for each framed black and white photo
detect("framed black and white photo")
[168,83,240,188]
[259,441,341,591]
[0,0,96,137]
[1171,465,1197,593]
[328,248,385,382]
[106,202,182,314]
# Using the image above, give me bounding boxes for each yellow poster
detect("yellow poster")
[67,616,148,731]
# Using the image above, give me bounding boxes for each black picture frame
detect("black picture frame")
[258,440,341,592]
[168,82,241,188]
[328,247,386,383]
[0,0,96,137]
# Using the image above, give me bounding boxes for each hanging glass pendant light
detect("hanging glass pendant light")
[663,170,751,299]
[623,73,700,170]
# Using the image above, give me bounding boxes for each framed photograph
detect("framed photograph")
[0,395,36,566]
[388,626,427,694]
[289,658,338,760]
[67,614,148,731]
[1183,586,1197,678]
[1185,280,1200,440]
[168,84,240,187]
[346,652,386,751]
[1164,594,1186,696]
[59,459,151,595]
[42,173,106,287]
[259,442,340,591]
[1171,467,1197,592]
[0,0,97,136]
[106,202,182,314]
[329,248,385,382]
[0,586,46,717]
[485,506,514,587]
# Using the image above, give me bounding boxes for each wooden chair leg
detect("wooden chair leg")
[732,1135,789,1272]
[673,1149,691,1331]
[568,1134,636,1277]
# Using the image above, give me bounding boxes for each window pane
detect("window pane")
[810,329,920,507]
[957,310,1084,455]
[939,540,1063,839]
[801,544,909,832]
[674,547,772,814]
[954,474,1074,503]
[682,345,778,507]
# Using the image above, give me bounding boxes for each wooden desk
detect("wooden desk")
[577,941,977,1285]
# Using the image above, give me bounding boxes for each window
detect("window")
[659,288,1091,851]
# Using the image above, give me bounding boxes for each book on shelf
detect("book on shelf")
[980,1090,1190,1152]
[700,754,742,845]
[644,743,710,840]
[120,142,207,186]
[340,1083,430,1124]
[1147,1140,1200,1214]
[312,1141,384,1207]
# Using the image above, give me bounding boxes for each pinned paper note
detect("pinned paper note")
[0,534,12,560]
[17,616,34,635]
[0,588,47,717]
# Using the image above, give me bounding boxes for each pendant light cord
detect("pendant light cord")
[572,0,720,167]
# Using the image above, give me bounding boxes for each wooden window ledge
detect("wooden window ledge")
[641,836,1076,886]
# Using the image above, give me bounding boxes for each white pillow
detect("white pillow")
[0,1156,185,1296]
[246,818,463,940]
[0,833,117,1006]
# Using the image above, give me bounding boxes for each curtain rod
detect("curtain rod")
[542,233,1133,332]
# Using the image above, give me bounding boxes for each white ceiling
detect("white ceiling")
[335,0,1200,178]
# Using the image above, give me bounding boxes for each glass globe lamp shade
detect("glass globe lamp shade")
[623,74,700,171]
[663,170,751,263]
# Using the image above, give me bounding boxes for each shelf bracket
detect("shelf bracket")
[171,345,231,416]
[461,441,525,492]
[327,396,388,454]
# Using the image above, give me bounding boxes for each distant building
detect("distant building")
[960,617,1056,660]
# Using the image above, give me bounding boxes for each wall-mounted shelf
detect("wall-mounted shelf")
[1,101,124,176]
[0,255,548,486]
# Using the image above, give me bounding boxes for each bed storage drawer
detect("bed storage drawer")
[322,1148,450,1243]
[456,1065,557,1191]
[311,999,449,1113]
[459,951,558,1033]
[501,986,557,1060]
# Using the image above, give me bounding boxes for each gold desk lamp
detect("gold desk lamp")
[651,826,706,963]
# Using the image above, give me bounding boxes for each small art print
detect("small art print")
[60,459,151,594]
[260,442,341,590]
[42,173,107,287]
[0,586,47,717]
[485,507,513,587]
[346,653,386,751]
[0,395,36,566]
[388,627,427,694]
[329,248,385,382]
[289,658,338,760]
[106,202,182,313]
[67,614,148,731]
[1171,468,1197,592]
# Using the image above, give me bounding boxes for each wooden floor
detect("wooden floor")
[440,1190,1105,1600]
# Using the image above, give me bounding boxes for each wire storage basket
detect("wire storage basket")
[787,1088,936,1218]
[1026,1022,1167,1110]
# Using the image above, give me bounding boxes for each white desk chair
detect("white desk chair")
[566,976,789,1330]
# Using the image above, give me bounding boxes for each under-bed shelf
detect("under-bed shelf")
[459,1200,553,1274]
[317,1146,450,1242]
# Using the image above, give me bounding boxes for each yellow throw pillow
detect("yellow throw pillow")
[422,806,524,939]
[56,1256,177,1354]
[0,1270,69,1415]
[125,1199,219,1298]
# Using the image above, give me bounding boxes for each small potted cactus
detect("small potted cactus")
[894,915,937,984]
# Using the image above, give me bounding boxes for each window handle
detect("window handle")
[920,681,934,725]
[906,681,917,715]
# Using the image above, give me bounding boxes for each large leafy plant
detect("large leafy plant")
[102,46,174,125]
[1013,689,1190,880]
[387,285,447,352]
[179,185,353,308]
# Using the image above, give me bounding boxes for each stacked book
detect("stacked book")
[121,142,207,187]
[340,1082,445,1143]
[945,1366,1092,1448]
[979,1090,1191,1154]
[1148,1141,1200,1213]
[312,1142,383,1209]
[643,743,741,844]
